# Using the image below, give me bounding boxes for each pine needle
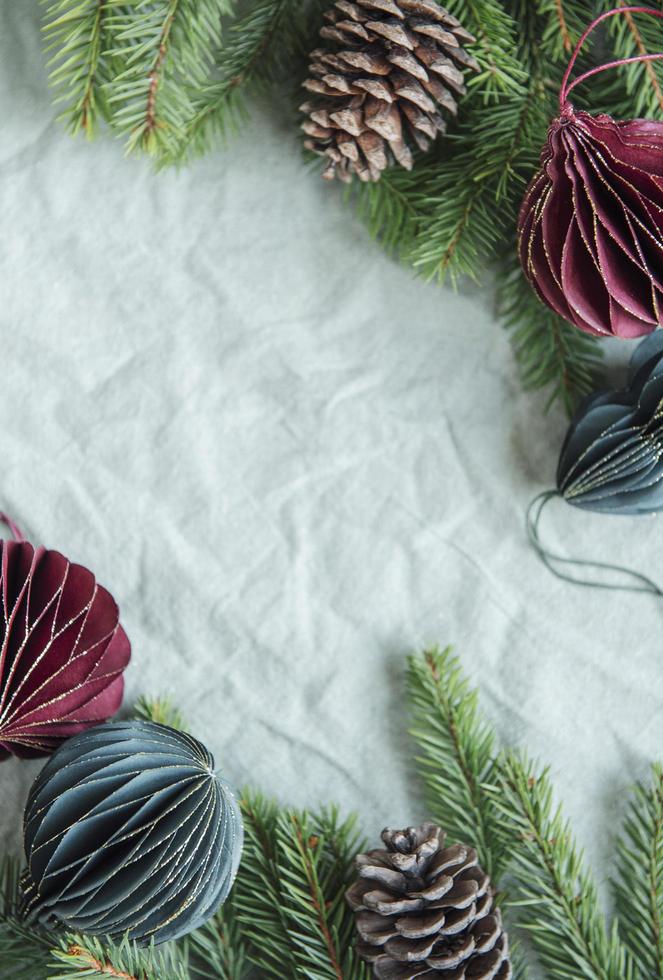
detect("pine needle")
[42,0,115,137]
[103,0,233,156]
[132,694,189,732]
[407,647,506,881]
[496,249,603,415]
[613,764,663,976]
[49,933,189,980]
[232,790,368,979]
[187,901,251,980]
[495,752,636,980]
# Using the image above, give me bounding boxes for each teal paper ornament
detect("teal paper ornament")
[21,720,243,944]
[528,331,663,595]
[557,331,663,514]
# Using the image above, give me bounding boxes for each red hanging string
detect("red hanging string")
[559,6,663,109]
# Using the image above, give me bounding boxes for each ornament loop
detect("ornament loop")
[560,6,663,109]
[0,512,25,542]
[527,490,663,596]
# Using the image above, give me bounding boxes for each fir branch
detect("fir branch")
[0,920,54,980]
[613,764,663,977]
[0,853,23,920]
[233,791,367,979]
[187,901,252,980]
[407,647,506,881]
[165,0,306,166]
[345,157,426,256]
[408,161,495,284]
[49,934,189,980]
[602,0,663,117]
[497,248,602,414]
[0,856,54,980]
[442,0,526,99]
[281,814,345,980]
[273,807,368,980]
[496,752,635,980]
[0,860,182,980]
[233,790,299,978]
[132,694,189,732]
[103,0,232,156]
[52,941,138,979]
[400,65,544,283]
[42,0,113,136]
[533,0,591,62]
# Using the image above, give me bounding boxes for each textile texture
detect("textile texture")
[0,6,660,898]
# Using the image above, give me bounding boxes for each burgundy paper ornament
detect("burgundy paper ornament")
[518,7,663,338]
[0,513,130,760]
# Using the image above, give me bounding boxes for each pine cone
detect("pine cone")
[301,0,478,182]
[346,823,511,979]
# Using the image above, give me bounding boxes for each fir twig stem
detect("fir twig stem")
[497,754,634,980]
[507,779,596,964]
[291,815,344,980]
[617,1,663,110]
[436,199,476,281]
[555,0,573,53]
[407,647,505,880]
[66,944,138,979]
[144,0,180,137]
[425,651,485,826]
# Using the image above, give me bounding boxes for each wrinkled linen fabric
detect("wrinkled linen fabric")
[0,5,661,903]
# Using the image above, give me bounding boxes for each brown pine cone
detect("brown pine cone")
[300,0,478,183]
[346,823,511,979]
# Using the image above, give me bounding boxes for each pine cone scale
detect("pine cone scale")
[347,823,512,979]
[424,932,475,968]
[430,878,479,906]
[471,915,502,954]
[302,0,477,182]
[362,0,405,15]
[397,906,448,938]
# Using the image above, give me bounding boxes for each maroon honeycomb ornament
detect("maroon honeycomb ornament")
[0,513,130,759]
[518,6,663,338]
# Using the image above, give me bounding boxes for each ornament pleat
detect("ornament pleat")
[21,720,243,944]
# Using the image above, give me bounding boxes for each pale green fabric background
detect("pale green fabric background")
[0,3,660,907]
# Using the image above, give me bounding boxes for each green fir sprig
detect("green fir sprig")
[42,0,115,138]
[614,764,663,976]
[186,890,251,980]
[133,693,189,732]
[407,646,506,881]
[496,753,635,980]
[49,934,190,980]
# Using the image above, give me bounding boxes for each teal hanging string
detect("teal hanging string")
[526,490,663,596]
